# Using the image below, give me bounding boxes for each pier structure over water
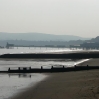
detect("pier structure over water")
[6,42,14,49]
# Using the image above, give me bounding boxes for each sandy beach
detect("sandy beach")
[10,59,99,99]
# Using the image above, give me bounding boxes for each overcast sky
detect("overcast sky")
[0,0,99,37]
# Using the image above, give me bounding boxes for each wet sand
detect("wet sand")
[77,58,99,66]
[11,59,99,99]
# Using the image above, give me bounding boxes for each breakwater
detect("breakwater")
[0,65,99,73]
[0,51,99,59]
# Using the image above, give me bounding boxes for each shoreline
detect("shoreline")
[9,74,50,99]
[10,58,99,99]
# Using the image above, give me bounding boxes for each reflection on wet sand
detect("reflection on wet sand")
[8,73,31,78]
[0,73,47,99]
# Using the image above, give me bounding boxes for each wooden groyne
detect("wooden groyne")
[1,51,99,59]
[0,65,99,73]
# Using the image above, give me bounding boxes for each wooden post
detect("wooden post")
[87,65,89,70]
[40,66,43,73]
[41,66,43,69]
[74,65,76,71]
[29,67,31,70]
[18,67,20,70]
[8,67,10,71]
[51,66,53,69]
[51,66,53,72]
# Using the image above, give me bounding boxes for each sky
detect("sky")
[0,0,99,37]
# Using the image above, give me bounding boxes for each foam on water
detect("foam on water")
[74,59,90,65]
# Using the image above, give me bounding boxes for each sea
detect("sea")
[0,47,89,99]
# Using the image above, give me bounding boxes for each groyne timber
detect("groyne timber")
[0,51,99,59]
[0,65,99,73]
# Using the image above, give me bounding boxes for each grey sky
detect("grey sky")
[0,0,99,37]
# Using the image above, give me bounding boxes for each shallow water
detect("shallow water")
[0,73,47,99]
[0,47,83,55]
[0,59,78,70]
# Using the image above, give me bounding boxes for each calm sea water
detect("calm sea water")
[0,47,87,99]
[0,47,83,55]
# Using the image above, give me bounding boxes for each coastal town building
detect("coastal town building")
[70,42,99,49]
